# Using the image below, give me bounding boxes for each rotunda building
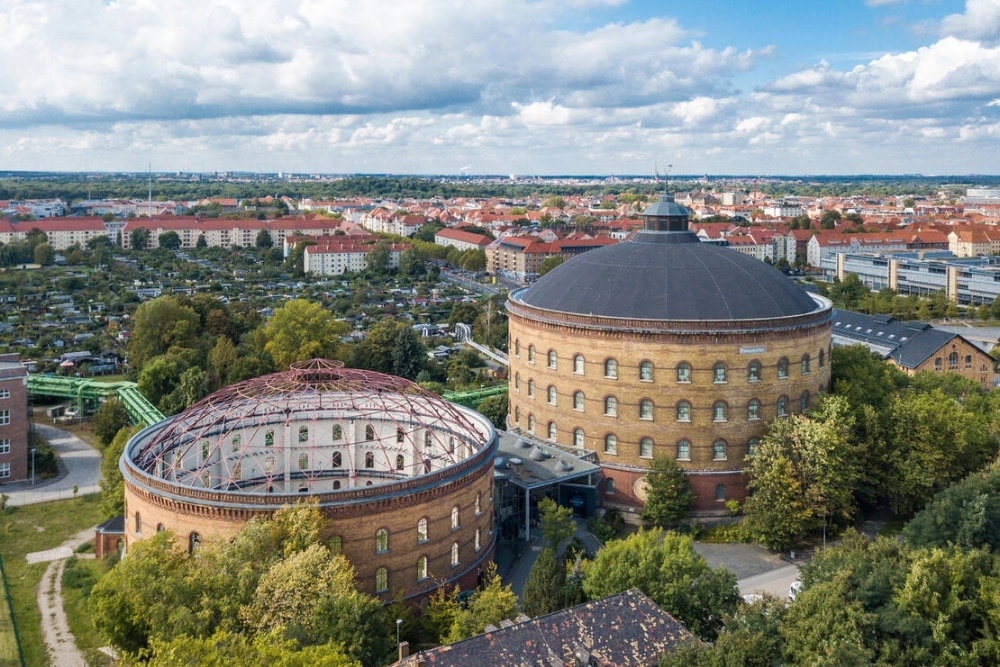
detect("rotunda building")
[121,359,497,601]
[506,196,832,514]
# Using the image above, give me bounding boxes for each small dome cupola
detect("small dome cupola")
[641,194,691,232]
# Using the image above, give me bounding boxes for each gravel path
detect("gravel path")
[29,528,96,667]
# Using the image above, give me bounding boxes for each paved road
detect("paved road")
[737,564,800,599]
[1,423,102,506]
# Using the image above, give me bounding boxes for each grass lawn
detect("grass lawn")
[62,555,114,667]
[0,495,106,667]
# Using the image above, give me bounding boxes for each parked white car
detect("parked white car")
[788,580,803,601]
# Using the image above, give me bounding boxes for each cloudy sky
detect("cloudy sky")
[1,0,998,175]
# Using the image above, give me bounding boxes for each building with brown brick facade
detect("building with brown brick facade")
[0,354,28,483]
[121,359,497,602]
[507,196,833,515]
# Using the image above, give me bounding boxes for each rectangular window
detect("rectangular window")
[715,484,725,501]
[0,410,8,426]
[0,389,9,399]
[0,439,8,454]
[0,462,9,478]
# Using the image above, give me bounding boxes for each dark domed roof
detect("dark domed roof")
[516,198,821,321]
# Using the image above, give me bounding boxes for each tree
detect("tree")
[138,354,189,411]
[521,546,566,617]
[209,335,240,386]
[160,366,209,414]
[311,591,394,667]
[143,630,360,667]
[743,396,859,550]
[391,325,426,380]
[538,496,575,550]
[399,248,426,276]
[91,398,131,447]
[350,318,405,374]
[131,226,150,250]
[905,462,1000,552]
[196,234,208,249]
[543,196,566,209]
[99,425,142,519]
[640,455,695,529]
[583,529,739,641]
[129,296,202,369]
[159,231,182,250]
[538,256,565,276]
[475,394,507,429]
[445,565,519,642]
[820,209,842,229]
[366,241,391,275]
[263,299,348,369]
[33,241,55,265]
[659,596,788,667]
[255,229,273,248]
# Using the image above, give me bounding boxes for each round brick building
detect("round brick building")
[121,359,497,601]
[507,196,833,515]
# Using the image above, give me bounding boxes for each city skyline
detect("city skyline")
[1,0,998,176]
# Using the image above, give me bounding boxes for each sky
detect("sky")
[1,0,999,176]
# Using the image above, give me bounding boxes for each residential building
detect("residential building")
[302,239,411,276]
[0,354,28,483]
[433,228,492,252]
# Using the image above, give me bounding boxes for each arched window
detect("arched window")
[801,354,811,375]
[777,357,789,379]
[528,345,536,363]
[548,422,557,440]
[548,350,557,369]
[547,385,557,405]
[265,430,274,446]
[396,427,405,443]
[231,434,241,451]
[329,535,343,555]
[332,424,342,440]
[515,339,520,357]
[233,461,242,478]
[156,523,165,533]
[639,361,653,381]
[375,567,388,592]
[475,528,481,552]
[264,456,275,474]
[604,434,618,455]
[605,478,616,494]
[298,453,309,469]
[375,528,388,553]
[604,358,618,379]
[748,438,759,456]
[451,505,460,530]
[573,428,584,447]
[333,480,342,489]
[713,440,727,460]
[201,470,210,487]
[451,542,460,567]
[528,414,535,433]
[448,436,455,453]
[800,390,810,412]
[365,452,375,468]
[475,493,481,516]
[713,400,727,422]
[515,406,520,423]
[713,362,727,383]
[747,399,761,421]
[424,432,433,450]
[639,437,653,458]
[748,361,761,382]
[676,400,691,422]
[777,395,788,417]
[396,454,405,470]
[604,396,617,417]
[639,399,654,420]
[676,440,691,460]
[573,391,585,411]
[818,348,826,368]
[528,380,535,398]
[515,373,520,390]
[676,362,691,383]
[365,424,375,441]
[331,451,342,468]
[574,354,585,374]
[935,357,943,369]
[417,517,429,542]
[201,440,209,460]
[189,532,201,554]
[948,351,959,368]
[134,512,141,535]
[417,556,428,580]
[298,426,308,442]
[716,484,726,501]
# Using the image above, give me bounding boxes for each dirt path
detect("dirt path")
[29,528,95,667]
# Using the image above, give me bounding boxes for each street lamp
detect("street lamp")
[30,447,36,486]
[396,618,403,646]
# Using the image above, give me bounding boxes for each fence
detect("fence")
[0,552,25,667]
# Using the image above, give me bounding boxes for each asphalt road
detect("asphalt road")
[737,563,801,600]
[1,423,102,506]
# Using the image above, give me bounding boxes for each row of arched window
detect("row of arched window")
[216,424,453,452]
[372,534,483,593]
[371,497,482,554]
[516,386,811,422]
[514,343,827,383]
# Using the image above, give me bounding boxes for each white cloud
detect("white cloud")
[941,0,1000,46]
